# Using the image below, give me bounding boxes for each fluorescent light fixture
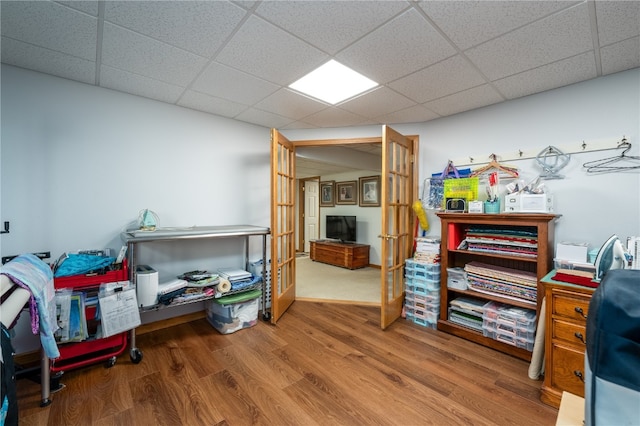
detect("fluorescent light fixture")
[289,60,378,105]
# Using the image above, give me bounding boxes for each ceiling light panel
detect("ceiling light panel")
[289,60,378,105]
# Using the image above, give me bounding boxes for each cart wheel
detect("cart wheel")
[130,348,143,364]
[262,312,271,321]
[105,357,117,368]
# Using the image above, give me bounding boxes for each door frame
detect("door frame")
[272,132,419,327]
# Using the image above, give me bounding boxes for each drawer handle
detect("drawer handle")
[574,332,586,344]
[574,306,588,319]
[574,370,584,382]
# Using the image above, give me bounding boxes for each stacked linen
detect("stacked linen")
[414,238,441,263]
[217,268,261,292]
[464,261,537,305]
[464,225,537,258]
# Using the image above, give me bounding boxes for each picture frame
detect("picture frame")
[359,175,381,207]
[320,181,335,207]
[335,181,357,205]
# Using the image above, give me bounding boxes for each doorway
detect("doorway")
[271,128,418,328]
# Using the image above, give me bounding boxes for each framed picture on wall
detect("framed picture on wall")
[335,181,357,205]
[359,175,380,207]
[320,181,335,207]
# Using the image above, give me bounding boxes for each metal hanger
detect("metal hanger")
[536,145,570,179]
[582,138,640,174]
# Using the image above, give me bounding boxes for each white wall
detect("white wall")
[1,65,271,259]
[283,68,640,253]
[316,170,382,265]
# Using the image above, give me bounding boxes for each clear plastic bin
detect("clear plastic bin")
[406,275,439,294]
[496,331,535,351]
[447,267,468,290]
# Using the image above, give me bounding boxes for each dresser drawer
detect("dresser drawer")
[551,290,590,322]
[550,343,586,397]
[552,318,587,348]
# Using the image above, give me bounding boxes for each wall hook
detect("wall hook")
[582,141,587,150]
[0,221,9,235]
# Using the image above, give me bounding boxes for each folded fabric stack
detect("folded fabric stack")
[217,268,261,291]
[464,261,537,305]
[177,270,220,287]
[413,237,441,264]
[463,225,538,258]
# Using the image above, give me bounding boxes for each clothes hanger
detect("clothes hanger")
[470,154,519,178]
[535,145,570,179]
[582,138,640,173]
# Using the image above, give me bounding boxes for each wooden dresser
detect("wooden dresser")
[540,272,595,408]
[309,240,370,270]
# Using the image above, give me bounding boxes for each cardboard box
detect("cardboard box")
[504,193,553,213]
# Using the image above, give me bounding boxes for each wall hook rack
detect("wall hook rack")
[451,136,629,167]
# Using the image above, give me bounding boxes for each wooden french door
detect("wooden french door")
[270,129,296,323]
[380,125,416,329]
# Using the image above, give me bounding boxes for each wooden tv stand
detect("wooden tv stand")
[309,240,370,270]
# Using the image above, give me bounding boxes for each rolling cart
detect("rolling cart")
[41,259,140,405]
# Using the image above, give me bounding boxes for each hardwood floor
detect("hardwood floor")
[16,301,558,425]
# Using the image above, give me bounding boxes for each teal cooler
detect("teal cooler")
[206,289,261,334]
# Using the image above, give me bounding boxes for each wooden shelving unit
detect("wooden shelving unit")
[436,213,559,361]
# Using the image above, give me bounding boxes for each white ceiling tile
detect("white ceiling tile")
[281,121,317,130]
[423,84,504,116]
[235,108,295,128]
[101,23,208,87]
[178,90,249,118]
[100,65,185,103]
[376,104,440,125]
[191,62,279,105]
[465,2,593,80]
[600,37,640,75]
[216,15,328,85]
[0,37,96,84]
[254,89,328,121]
[255,1,408,54]
[595,1,640,46]
[390,55,486,103]
[302,107,371,128]
[104,1,247,57]
[56,1,100,16]
[339,87,416,119]
[1,1,97,60]
[421,1,578,50]
[493,52,597,99]
[1,0,637,132]
[336,8,456,83]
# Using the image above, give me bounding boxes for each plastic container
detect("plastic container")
[406,275,439,294]
[406,307,438,329]
[446,267,468,290]
[205,289,261,334]
[496,331,535,351]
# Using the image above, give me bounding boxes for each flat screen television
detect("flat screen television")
[326,215,356,243]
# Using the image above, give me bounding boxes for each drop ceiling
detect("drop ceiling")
[2,1,639,177]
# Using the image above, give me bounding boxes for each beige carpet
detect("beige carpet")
[295,256,380,305]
